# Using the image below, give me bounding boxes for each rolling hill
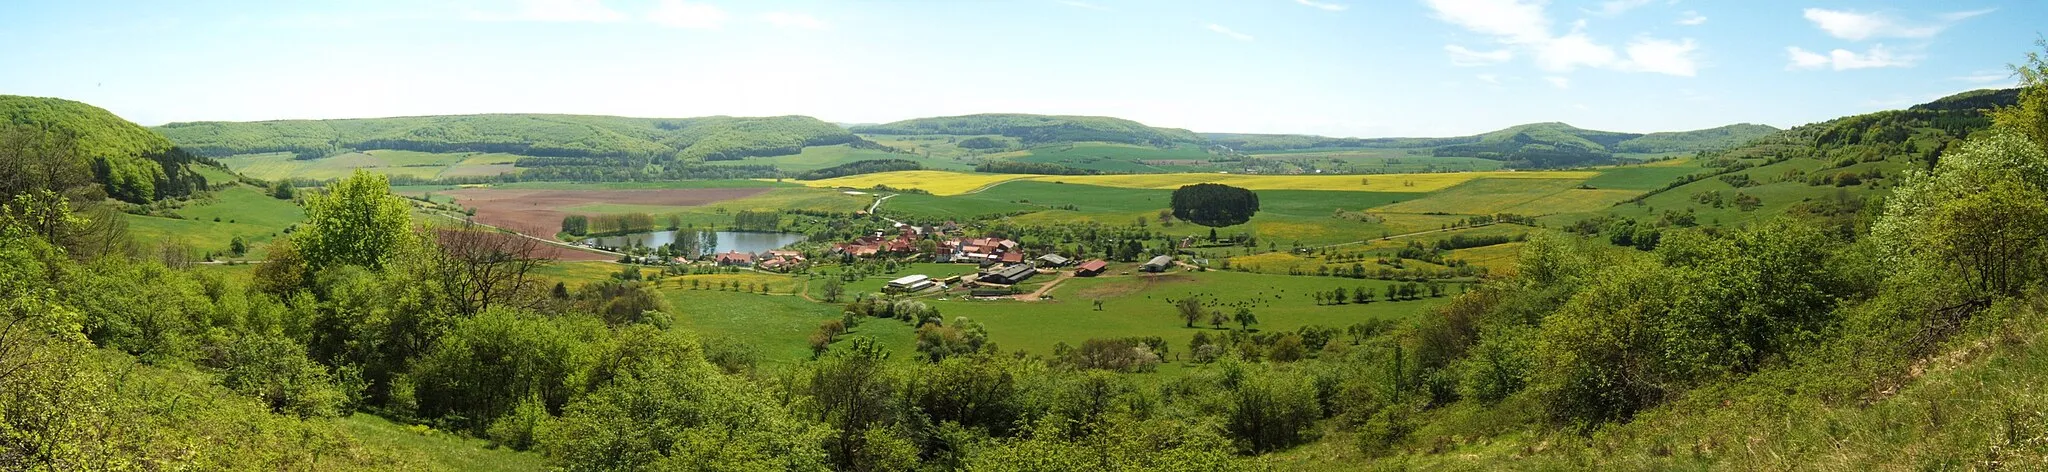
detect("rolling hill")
[850,113,1204,146]
[155,114,862,162]
[0,95,210,203]
[1215,122,1783,168]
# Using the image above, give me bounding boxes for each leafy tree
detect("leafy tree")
[1176,296,1204,328]
[1171,183,1261,227]
[1233,307,1258,331]
[821,279,845,303]
[296,170,414,271]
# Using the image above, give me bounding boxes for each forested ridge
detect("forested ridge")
[852,113,1205,146]
[156,113,859,162]
[1,95,210,203]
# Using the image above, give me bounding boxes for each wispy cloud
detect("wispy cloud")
[647,0,728,29]
[1423,0,1698,77]
[1676,10,1706,26]
[762,11,827,30]
[1545,76,1570,89]
[1205,23,1254,41]
[1786,45,1916,71]
[1475,73,1501,84]
[1585,0,1651,17]
[1294,0,1348,12]
[467,0,626,22]
[1801,8,1993,41]
[1621,38,1698,76]
[1056,1,1110,11]
[1951,70,2013,84]
[1445,45,1513,66]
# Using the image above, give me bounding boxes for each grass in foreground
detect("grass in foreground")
[339,414,543,472]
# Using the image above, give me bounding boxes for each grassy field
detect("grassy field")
[340,414,543,472]
[1253,152,1506,173]
[933,270,1452,358]
[217,150,525,181]
[127,183,306,259]
[998,142,1218,173]
[709,144,976,172]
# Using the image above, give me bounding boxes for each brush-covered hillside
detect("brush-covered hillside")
[1,95,211,203]
[1212,122,1782,169]
[157,114,859,161]
[1573,88,2017,248]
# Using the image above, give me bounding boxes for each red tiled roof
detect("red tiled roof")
[1077,260,1108,272]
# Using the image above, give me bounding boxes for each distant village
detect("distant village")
[600,221,1179,298]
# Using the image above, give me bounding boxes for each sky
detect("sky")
[0,0,2039,138]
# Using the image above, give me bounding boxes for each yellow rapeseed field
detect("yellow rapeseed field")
[800,171,1032,196]
[797,170,1599,195]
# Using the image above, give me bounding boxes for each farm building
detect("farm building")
[714,251,755,266]
[979,263,1037,285]
[1037,254,1072,267]
[1075,259,1108,276]
[886,274,935,293]
[1141,255,1175,273]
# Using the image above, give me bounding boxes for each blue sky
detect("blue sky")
[0,0,2037,137]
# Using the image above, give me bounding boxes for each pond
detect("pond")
[582,230,807,255]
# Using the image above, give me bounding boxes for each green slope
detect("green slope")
[155,114,859,161]
[0,95,210,202]
[851,113,1203,146]
[1612,123,1781,153]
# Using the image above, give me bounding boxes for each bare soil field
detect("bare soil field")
[440,187,771,240]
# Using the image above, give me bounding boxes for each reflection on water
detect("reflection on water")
[583,231,806,255]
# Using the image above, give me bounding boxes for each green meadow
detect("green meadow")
[126,183,305,259]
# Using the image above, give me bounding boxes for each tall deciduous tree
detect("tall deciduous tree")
[297,170,413,271]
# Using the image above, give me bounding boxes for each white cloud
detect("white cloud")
[763,11,828,30]
[1951,70,2012,84]
[1057,1,1110,11]
[1295,0,1348,12]
[1206,23,1254,41]
[1621,37,1698,76]
[1677,10,1706,26]
[1586,0,1652,17]
[1424,0,1549,44]
[1424,0,1697,76]
[1532,31,1617,72]
[647,0,728,29]
[1445,45,1513,66]
[471,0,626,22]
[1475,73,1501,84]
[1785,45,1916,71]
[1545,76,1570,89]
[1801,8,1993,41]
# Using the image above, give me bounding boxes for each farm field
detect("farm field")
[997,142,1219,173]
[217,150,524,181]
[798,170,1602,195]
[126,183,306,259]
[433,186,775,236]
[706,144,976,172]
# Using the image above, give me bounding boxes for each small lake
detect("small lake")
[583,231,807,255]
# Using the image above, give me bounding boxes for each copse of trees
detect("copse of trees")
[560,214,588,236]
[793,158,923,180]
[974,160,1102,175]
[1171,183,1261,227]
